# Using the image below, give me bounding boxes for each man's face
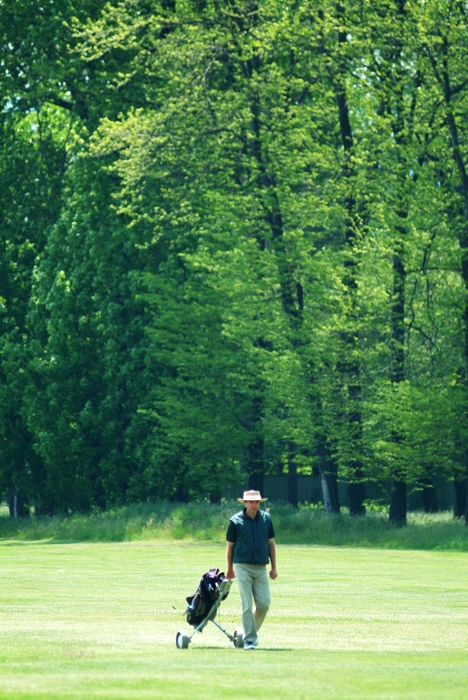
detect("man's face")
[244,500,261,518]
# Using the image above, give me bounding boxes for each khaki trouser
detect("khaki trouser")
[234,563,271,645]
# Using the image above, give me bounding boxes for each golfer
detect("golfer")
[226,490,278,650]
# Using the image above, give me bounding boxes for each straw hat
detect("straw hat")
[237,490,268,503]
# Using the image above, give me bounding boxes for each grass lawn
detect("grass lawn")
[0,540,467,699]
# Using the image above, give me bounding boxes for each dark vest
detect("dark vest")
[230,510,271,565]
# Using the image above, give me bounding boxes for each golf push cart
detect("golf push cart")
[176,568,244,649]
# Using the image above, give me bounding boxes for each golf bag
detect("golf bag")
[185,568,228,627]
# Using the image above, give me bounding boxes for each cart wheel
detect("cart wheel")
[176,630,190,649]
[233,628,244,649]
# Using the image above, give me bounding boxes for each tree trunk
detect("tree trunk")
[175,482,189,503]
[389,235,408,526]
[246,396,265,495]
[321,472,341,514]
[288,442,298,508]
[371,0,417,526]
[421,486,439,514]
[316,438,341,513]
[8,489,29,518]
[248,472,264,494]
[389,478,407,525]
[453,479,466,518]
[465,478,468,527]
[420,478,439,514]
[332,8,367,516]
[344,376,366,515]
[347,482,366,516]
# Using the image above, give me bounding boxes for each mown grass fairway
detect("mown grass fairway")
[0,541,467,699]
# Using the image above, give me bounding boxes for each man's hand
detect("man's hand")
[226,568,236,579]
[269,568,278,580]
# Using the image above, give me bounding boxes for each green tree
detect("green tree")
[418,0,468,523]
[79,0,353,508]
[0,103,73,513]
[0,0,157,512]
[3,0,466,516]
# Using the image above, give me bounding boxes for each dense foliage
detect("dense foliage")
[1,0,467,523]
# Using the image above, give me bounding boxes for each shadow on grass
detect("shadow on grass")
[0,538,104,545]
[188,646,294,652]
